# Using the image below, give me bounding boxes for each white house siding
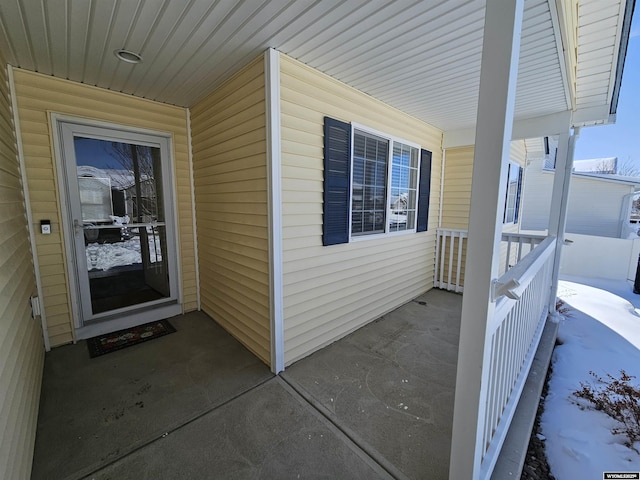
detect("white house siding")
[0,61,44,480]
[190,57,271,365]
[279,54,442,365]
[520,157,635,238]
[11,69,197,346]
[520,157,552,232]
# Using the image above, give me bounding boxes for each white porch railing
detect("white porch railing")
[434,228,467,292]
[434,228,546,292]
[500,232,546,273]
[479,235,556,478]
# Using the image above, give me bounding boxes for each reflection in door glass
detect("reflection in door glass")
[74,137,170,315]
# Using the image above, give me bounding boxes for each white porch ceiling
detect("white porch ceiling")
[0,0,628,133]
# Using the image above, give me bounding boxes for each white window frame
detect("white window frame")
[349,123,421,242]
[503,162,522,224]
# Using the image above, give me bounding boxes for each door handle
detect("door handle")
[73,219,82,236]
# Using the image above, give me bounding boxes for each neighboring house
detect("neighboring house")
[573,157,618,173]
[0,1,633,480]
[520,139,640,238]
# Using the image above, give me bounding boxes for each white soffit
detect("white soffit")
[574,0,627,120]
[0,0,621,132]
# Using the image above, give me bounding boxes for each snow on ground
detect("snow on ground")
[542,275,640,479]
[86,235,162,271]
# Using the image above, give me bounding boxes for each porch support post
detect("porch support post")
[547,128,580,316]
[449,1,524,479]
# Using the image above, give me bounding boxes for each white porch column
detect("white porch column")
[449,0,524,479]
[548,128,580,315]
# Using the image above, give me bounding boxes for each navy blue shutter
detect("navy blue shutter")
[416,149,432,232]
[514,165,523,223]
[503,164,511,223]
[323,117,351,246]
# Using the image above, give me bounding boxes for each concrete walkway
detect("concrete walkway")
[31,289,461,480]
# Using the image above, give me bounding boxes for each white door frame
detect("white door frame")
[51,113,183,340]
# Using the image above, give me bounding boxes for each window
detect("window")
[350,129,420,236]
[503,163,523,224]
[389,142,419,233]
[351,131,389,235]
[322,117,431,246]
[543,136,558,170]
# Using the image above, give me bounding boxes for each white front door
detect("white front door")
[55,119,181,337]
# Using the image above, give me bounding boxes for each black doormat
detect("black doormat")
[86,319,176,358]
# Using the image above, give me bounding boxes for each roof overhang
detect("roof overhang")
[0,0,631,135]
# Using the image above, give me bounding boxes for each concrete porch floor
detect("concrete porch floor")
[31,289,461,480]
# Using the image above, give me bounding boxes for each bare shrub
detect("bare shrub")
[556,299,571,316]
[573,370,640,453]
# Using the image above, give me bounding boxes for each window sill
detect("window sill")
[349,228,418,243]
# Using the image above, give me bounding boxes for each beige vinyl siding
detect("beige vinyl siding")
[441,146,474,230]
[11,69,197,346]
[440,140,528,284]
[280,54,442,365]
[190,57,270,365]
[0,61,44,479]
[509,138,527,166]
[442,140,527,231]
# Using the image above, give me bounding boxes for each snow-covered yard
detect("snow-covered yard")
[542,276,640,479]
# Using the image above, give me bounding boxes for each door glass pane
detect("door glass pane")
[74,137,170,315]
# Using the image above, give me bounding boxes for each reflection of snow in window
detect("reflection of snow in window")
[389,143,419,232]
[85,227,163,272]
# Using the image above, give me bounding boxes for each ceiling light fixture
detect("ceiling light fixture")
[114,49,143,64]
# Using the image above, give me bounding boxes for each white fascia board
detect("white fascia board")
[443,111,572,148]
[548,0,574,111]
[442,127,475,149]
[572,105,612,126]
[571,172,640,187]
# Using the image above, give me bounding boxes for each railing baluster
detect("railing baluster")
[447,233,455,291]
[505,235,512,273]
[435,228,469,293]
[456,232,464,293]
[435,231,441,288]
[440,231,448,286]
[517,237,524,263]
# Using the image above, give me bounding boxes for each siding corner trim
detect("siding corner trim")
[265,48,284,374]
[7,65,51,351]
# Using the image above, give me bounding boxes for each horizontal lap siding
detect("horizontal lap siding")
[509,139,527,166]
[520,157,551,231]
[522,155,631,238]
[279,55,442,365]
[566,178,630,237]
[190,57,270,365]
[12,69,196,346]
[442,141,527,230]
[0,60,44,480]
[442,146,474,230]
[441,141,527,285]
